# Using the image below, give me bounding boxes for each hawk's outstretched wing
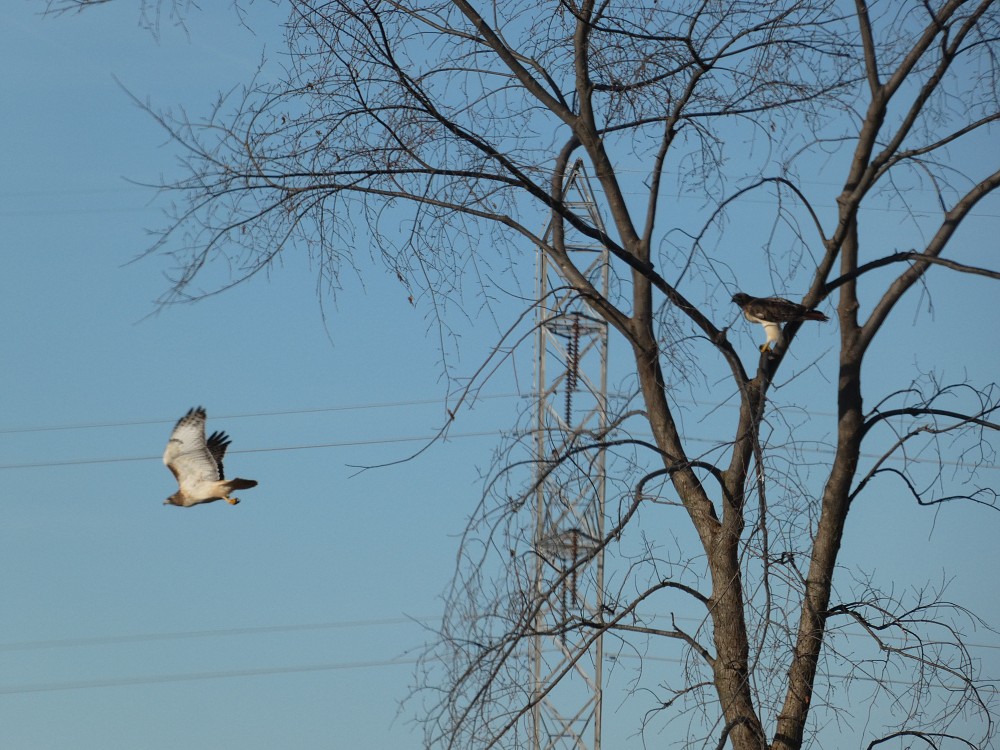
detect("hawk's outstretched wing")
[206,430,232,480]
[163,407,222,485]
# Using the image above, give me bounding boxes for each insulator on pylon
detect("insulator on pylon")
[565,314,581,422]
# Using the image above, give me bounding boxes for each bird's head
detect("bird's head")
[731,292,751,307]
[163,493,183,507]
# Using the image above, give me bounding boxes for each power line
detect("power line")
[2,394,996,473]
[2,428,996,473]
[4,613,996,655]
[0,394,523,435]
[3,647,994,697]
[0,657,422,696]
[0,616,436,653]
[3,181,998,219]
[2,429,997,472]
[0,609,994,695]
[0,391,746,437]
[0,430,502,471]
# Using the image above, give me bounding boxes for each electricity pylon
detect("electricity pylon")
[531,160,609,750]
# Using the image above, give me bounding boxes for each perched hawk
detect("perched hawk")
[732,292,829,353]
[163,407,257,507]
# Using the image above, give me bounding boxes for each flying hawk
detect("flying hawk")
[163,407,257,507]
[732,292,829,353]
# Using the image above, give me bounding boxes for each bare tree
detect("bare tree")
[58,1,1000,748]
[44,0,262,37]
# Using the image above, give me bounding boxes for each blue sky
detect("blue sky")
[0,5,507,748]
[1,3,998,749]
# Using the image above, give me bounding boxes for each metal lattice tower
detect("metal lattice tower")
[532,161,609,750]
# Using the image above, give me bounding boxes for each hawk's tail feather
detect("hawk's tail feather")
[804,310,829,322]
[227,478,258,490]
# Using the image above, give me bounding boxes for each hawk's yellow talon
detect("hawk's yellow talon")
[226,497,240,505]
